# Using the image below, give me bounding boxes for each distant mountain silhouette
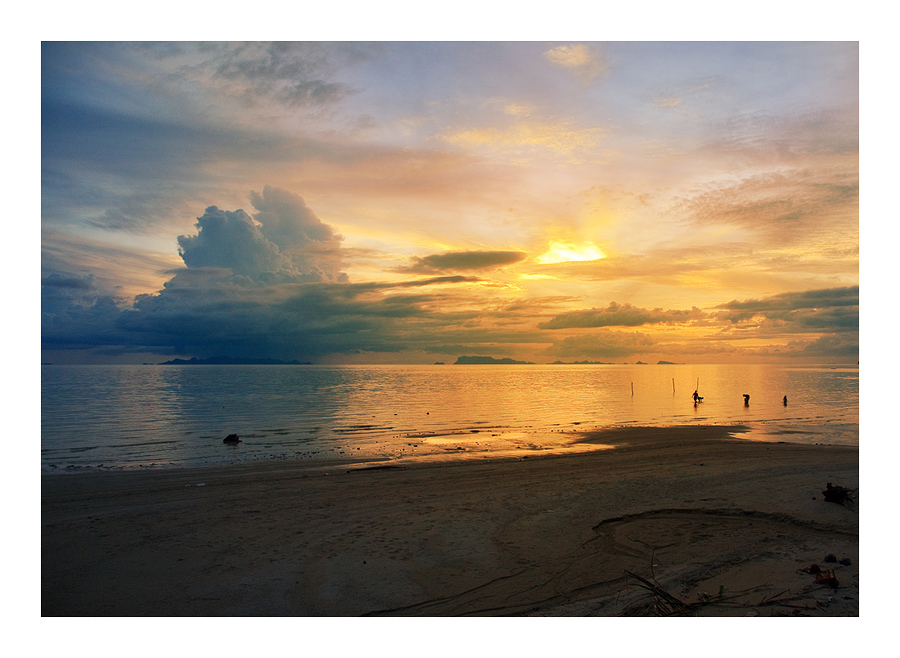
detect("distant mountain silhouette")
[550,360,615,365]
[454,355,534,365]
[159,356,310,365]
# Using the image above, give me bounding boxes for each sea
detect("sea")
[40,363,859,473]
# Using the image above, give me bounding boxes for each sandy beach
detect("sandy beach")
[41,425,858,617]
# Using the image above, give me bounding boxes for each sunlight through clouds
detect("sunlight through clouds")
[536,241,607,264]
[41,42,858,365]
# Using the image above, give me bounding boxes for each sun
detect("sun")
[536,241,606,264]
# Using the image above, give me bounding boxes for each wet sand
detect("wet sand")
[41,425,858,616]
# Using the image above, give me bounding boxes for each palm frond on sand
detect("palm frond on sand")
[619,561,820,616]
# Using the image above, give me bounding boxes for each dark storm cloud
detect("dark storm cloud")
[401,250,528,274]
[41,188,492,361]
[42,272,104,318]
[41,274,94,290]
[42,271,129,351]
[115,278,484,361]
[539,301,707,329]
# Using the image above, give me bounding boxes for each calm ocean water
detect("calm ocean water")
[41,364,858,472]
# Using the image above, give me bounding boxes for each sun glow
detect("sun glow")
[536,241,606,264]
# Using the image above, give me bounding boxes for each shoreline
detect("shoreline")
[40,420,857,476]
[42,425,858,616]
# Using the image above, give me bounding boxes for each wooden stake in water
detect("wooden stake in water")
[673,378,675,394]
[631,382,634,396]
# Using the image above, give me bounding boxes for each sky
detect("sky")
[40,40,860,365]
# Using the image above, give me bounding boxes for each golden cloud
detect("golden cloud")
[543,44,610,82]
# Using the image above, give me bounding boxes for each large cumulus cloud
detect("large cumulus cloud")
[176,186,348,284]
[43,188,497,361]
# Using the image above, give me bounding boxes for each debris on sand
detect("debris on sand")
[621,558,812,617]
[814,569,839,588]
[822,482,855,506]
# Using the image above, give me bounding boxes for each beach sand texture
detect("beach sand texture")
[42,426,858,616]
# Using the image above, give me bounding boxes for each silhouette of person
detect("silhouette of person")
[783,395,788,406]
[743,394,750,406]
[692,389,702,403]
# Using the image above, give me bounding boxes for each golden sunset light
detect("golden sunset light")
[536,241,607,264]
[41,40,857,366]
[38,23,867,627]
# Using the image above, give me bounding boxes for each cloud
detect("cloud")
[792,334,859,358]
[717,287,858,324]
[42,271,129,351]
[128,41,365,112]
[543,44,610,83]
[736,334,860,360]
[546,329,656,359]
[712,287,859,359]
[117,276,488,361]
[674,170,858,238]
[249,186,348,282]
[42,189,501,361]
[41,273,94,291]
[401,250,527,274]
[177,207,296,280]
[41,43,375,237]
[203,42,352,107]
[250,186,337,249]
[394,275,483,287]
[539,302,707,329]
[176,187,348,284]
